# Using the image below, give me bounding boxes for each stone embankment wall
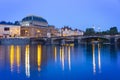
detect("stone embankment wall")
[0,38,30,45]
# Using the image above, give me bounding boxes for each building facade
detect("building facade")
[61,26,84,36]
[20,15,58,37]
[0,15,83,38]
[0,24,20,38]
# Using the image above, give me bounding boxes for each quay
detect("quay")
[0,37,30,45]
[0,35,120,45]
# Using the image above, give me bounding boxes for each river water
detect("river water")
[0,44,120,80]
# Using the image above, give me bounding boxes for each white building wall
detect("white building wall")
[0,25,21,38]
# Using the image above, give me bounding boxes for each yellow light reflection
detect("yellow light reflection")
[98,44,101,73]
[60,46,64,70]
[92,44,96,74]
[16,46,21,73]
[69,44,74,47]
[54,46,57,62]
[61,46,64,71]
[25,45,30,77]
[68,46,71,70]
[10,45,14,72]
[37,45,42,71]
[60,47,62,62]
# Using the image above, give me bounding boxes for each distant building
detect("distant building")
[74,29,84,36]
[47,25,60,37]
[0,24,21,38]
[61,26,84,36]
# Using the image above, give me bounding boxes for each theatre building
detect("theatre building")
[20,15,58,37]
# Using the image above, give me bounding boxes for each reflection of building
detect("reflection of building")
[20,15,59,37]
[0,25,20,38]
[61,26,84,36]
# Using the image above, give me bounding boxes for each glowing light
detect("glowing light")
[98,44,101,73]
[37,45,42,71]
[60,46,65,70]
[37,30,40,33]
[92,44,96,74]
[68,46,71,70]
[61,46,64,70]
[69,44,74,47]
[25,45,30,77]
[54,47,57,62]
[25,30,28,33]
[16,46,21,73]
[60,47,62,62]
[10,45,14,72]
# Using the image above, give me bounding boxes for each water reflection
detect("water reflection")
[25,45,30,77]
[98,44,101,73]
[91,44,101,74]
[37,45,42,71]
[54,46,57,62]
[10,45,14,72]
[60,46,65,70]
[92,44,96,74]
[68,46,71,70]
[16,46,21,73]
[1,43,120,80]
[59,45,72,71]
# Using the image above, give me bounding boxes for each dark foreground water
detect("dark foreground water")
[0,44,120,80]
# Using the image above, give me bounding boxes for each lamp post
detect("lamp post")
[98,27,101,35]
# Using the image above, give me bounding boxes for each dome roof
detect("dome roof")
[22,15,48,23]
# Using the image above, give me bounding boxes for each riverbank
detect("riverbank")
[0,37,30,45]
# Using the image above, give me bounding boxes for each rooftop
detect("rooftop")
[22,15,48,23]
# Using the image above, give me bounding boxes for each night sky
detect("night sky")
[0,0,120,31]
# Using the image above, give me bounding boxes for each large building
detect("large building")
[20,15,58,37]
[0,24,20,38]
[0,15,83,38]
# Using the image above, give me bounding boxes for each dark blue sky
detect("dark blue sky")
[0,0,120,31]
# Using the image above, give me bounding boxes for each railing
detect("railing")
[24,35,120,40]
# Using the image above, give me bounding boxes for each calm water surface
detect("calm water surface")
[0,44,120,80]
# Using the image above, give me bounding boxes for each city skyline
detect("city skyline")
[0,0,120,31]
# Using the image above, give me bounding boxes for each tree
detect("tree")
[0,21,7,24]
[101,30,110,35]
[109,27,118,35]
[14,21,20,25]
[84,28,95,35]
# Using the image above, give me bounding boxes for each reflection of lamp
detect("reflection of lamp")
[92,44,96,74]
[68,46,71,70]
[37,45,42,71]
[98,44,101,73]
[10,45,14,72]
[16,46,21,73]
[54,47,57,62]
[62,47,64,71]
[60,46,64,71]
[25,45,30,77]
